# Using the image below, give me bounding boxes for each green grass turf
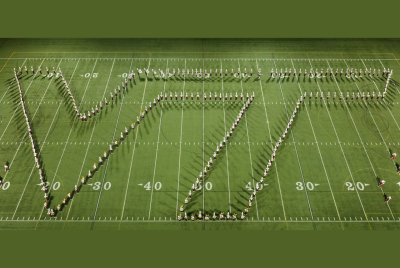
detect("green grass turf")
[0,39,400,230]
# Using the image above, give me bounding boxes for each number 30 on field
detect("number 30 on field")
[296,182,315,190]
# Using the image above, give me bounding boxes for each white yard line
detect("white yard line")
[11,59,64,219]
[255,58,287,221]
[287,59,342,224]
[202,58,205,213]
[0,59,44,142]
[119,59,154,221]
[238,60,259,220]
[221,60,231,212]
[34,60,85,221]
[304,59,367,223]
[326,59,394,221]
[1,59,52,182]
[271,58,314,226]
[90,59,138,228]
[342,59,395,220]
[175,59,185,218]
[59,58,112,222]
[17,61,80,220]
[147,60,167,220]
[0,59,27,103]
[44,59,82,190]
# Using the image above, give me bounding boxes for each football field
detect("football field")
[1,39,400,230]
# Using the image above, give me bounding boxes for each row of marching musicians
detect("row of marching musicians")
[178,94,255,221]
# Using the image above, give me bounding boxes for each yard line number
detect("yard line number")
[53,182,60,191]
[195,182,212,191]
[1,182,10,190]
[46,73,61,78]
[245,182,263,191]
[84,73,98,78]
[93,182,111,190]
[296,182,316,191]
[345,182,365,191]
[143,182,162,191]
